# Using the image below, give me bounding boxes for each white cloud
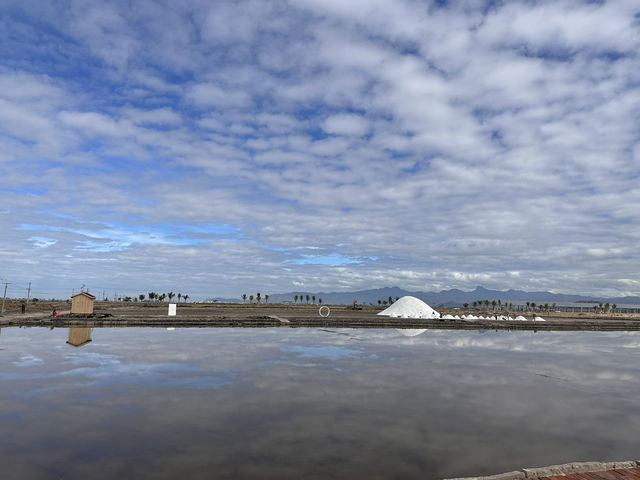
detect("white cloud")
[0,0,639,298]
[322,114,369,137]
[185,83,252,108]
[29,237,58,249]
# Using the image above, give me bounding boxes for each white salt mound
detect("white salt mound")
[534,316,546,322]
[515,315,527,321]
[377,296,439,319]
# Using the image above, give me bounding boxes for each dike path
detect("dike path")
[2,302,640,330]
[445,460,640,480]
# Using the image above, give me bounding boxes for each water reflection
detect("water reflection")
[396,328,427,337]
[0,327,639,480]
[66,328,92,348]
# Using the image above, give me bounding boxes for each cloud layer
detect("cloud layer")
[1,0,639,299]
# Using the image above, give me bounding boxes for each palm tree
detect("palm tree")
[318,298,322,305]
[484,299,490,310]
[139,294,145,302]
[294,295,298,304]
[256,292,261,304]
[306,294,310,304]
[531,302,536,311]
[249,295,254,304]
[526,301,530,311]
[388,296,393,305]
[312,295,316,304]
[168,292,175,302]
[378,299,382,306]
[177,293,182,302]
[605,302,610,313]
[463,303,469,309]
[242,294,247,303]
[183,294,189,303]
[612,303,617,313]
[491,300,497,310]
[498,299,502,310]
[159,293,166,302]
[265,294,269,304]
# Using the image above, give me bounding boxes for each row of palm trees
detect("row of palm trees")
[471,299,516,311]
[469,300,618,313]
[592,302,617,313]
[291,294,323,305]
[242,293,270,304]
[377,296,399,306]
[241,293,330,305]
[141,292,189,303]
[287,294,327,305]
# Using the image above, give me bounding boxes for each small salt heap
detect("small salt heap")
[377,296,439,319]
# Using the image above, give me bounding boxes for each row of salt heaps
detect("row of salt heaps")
[377,297,547,322]
[441,314,546,322]
[377,296,440,319]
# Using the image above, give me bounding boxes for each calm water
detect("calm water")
[1,327,639,479]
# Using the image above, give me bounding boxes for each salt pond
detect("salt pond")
[1,327,639,479]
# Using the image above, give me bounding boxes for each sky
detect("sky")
[1,0,640,300]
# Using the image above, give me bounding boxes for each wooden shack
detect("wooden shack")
[71,291,96,314]
[66,328,92,347]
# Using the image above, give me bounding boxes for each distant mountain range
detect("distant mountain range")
[254,286,640,307]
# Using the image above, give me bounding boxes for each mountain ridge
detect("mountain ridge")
[259,286,640,306]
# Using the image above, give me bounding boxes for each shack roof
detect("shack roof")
[71,291,96,299]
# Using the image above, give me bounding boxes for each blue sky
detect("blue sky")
[1,0,640,300]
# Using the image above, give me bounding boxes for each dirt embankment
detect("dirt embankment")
[2,301,640,331]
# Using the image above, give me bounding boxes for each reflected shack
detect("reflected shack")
[67,328,92,348]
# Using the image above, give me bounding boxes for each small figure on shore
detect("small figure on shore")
[52,307,58,317]
[21,302,26,314]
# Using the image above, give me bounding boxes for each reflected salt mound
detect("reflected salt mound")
[377,296,439,319]
[396,329,427,337]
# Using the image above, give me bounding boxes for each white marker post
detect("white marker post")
[168,303,177,316]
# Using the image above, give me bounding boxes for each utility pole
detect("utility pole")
[26,282,31,301]
[1,282,9,314]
